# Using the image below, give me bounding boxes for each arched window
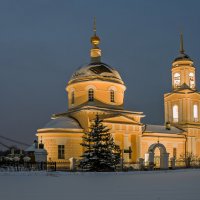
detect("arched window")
[71,91,75,104]
[173,105,178,122]
[110,90,115,102]
[88,88,94,102]
[189,72,195,89]
[193,104,198,122]
[174,73,180,88]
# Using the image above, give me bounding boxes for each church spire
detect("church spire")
[90,17,101,63]
[180,32,185,54]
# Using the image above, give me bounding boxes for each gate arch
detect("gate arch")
[148,143,167,154]
[146,143,169,169]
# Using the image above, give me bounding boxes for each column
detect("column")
[160,153,169,169]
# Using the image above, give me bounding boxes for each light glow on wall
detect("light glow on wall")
[193,104,198,121]
[174,73,180,88]
[189,72,195,89]
[173,105,178,122]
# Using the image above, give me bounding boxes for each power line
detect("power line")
[0,141,10,149]
[0,135,30,146]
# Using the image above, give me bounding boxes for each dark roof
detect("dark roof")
[144,124,184,134]
[174,53,193,62]
[43,116,82,129]
[68,62,123,85]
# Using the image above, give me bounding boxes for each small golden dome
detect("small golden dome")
[91,35,100,46]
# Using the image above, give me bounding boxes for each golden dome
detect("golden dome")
[91,35,100,46]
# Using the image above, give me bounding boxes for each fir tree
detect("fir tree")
[79,114,120,171]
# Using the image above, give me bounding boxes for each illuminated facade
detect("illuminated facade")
[37,24,200,165]
[164,34,200,157]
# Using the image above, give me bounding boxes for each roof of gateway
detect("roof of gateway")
[43,116,82,129]
[25,144,36,152]
[144,124,184,134]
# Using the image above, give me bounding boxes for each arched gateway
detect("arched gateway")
[145,143,169,169]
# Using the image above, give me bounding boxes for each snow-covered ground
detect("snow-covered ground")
[0,169,200,200]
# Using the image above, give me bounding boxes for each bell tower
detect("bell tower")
[171,33,196,91]
[164,34,200,155]
[164,34,200,126]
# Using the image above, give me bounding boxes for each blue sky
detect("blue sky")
[0,0,200,145]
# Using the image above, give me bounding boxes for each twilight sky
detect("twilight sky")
[0,0,200,147]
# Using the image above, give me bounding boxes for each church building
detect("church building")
[37,22,200,167]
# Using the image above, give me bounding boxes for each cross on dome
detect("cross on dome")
[90,17,101,63]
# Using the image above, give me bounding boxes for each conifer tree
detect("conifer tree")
[79,114,120,171]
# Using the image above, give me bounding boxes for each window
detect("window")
[129,146,132,159]
[189,72,195,89]
[193,104,198,122]
[110,90,115,102]
[58,145,65,159]
[88,88,94,102]
[174,73,180,88]
[173,148,177,158]
[71,91,75,104]
[173,105,178,122]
